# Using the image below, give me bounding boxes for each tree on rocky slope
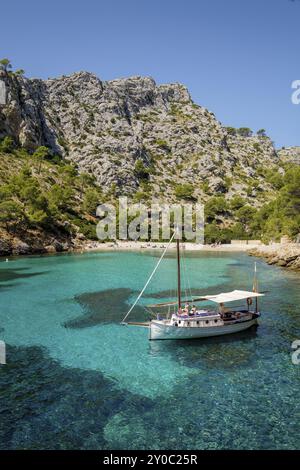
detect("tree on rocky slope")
[0,200,25,233]
[237,128,253,137]
[0,58,12,72]
[78,172,95,197]
[33,146,50,173]
[134,159,150,181]
[257,129,267,138]
[82,188,101,215]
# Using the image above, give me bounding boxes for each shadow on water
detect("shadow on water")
[0,344,152,450]
[64,288,148,328]
[148,325,259,370]
[0,267,49,284]
[0,283,18,291]
[65,284,231,329]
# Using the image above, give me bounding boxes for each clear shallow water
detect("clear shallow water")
[0,250,299,449]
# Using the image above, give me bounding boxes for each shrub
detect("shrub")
[253,143,262,153]
[134,159,150,181]
[175,183,195,200]
[0,58,12,72]
[201,181,210,194]
[235,205,257,228]
[225,127,237,136]
[237,128,253,137]
[230,195,245,211]
[0,136,15,153]
[0,200,25,232]
[205,196,228,220]
[73,218,98,240]
[133,190,150,202]
[257,129,267,138]
[82,189,101,215]
[204,223,233,244]
[267,172,284,190]
[155,139,171,152]
[33,146,50,173]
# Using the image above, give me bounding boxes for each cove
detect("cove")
[0,250,300,449]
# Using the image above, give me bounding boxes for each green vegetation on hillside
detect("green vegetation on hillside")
[134,159,150,181]
[0,58,25,76]
[225,126,268,138]
[0,138,299,247]
[0,141,103,241]
[175,183,195,200]
[204,165,300,243]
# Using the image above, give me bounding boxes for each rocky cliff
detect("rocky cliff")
[277,146,300,165]
[0,70,281,203]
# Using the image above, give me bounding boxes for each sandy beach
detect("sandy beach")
[80,240,262,252]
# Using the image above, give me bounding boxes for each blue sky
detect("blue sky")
[1,0,299,148]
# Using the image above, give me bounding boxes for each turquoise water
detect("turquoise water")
[0,250,300,449]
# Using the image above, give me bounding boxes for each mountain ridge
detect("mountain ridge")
[0,69,280,202]
[1,67,300,255]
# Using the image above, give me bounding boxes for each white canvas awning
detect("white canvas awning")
[147,290,265,308]
[202,290,264,304]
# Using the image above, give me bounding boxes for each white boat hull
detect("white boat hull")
[149,317,258,340]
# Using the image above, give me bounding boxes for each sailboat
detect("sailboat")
[121,233,265,340]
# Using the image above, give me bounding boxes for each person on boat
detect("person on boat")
[183,303,189,315]
[190,306,197,316]
[219,303,230,317]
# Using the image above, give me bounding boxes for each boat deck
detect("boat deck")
[174,310,219,319]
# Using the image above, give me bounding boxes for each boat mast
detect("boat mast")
[253,262,258,313]
[177,238,181,310]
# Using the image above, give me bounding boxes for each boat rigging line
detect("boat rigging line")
[121,231,176,324]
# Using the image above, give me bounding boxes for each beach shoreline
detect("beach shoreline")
[79,241,300,272]
[79,240,262,253]
[2,239,300,271]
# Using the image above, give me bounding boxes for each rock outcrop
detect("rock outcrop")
[0,227,74,256]
[278,146,300,165]
[249,244,300,271]
[0,70,280,202]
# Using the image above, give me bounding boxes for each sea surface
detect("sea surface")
[0,250,299,450]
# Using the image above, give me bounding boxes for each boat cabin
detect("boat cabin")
[166,290,264,328]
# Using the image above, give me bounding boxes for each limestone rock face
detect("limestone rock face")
[0,70,280,201]
[249,245,300,271]
[278,146,300,165]
[13,240,30,255]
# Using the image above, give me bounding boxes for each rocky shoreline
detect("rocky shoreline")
[0,230,78,256]
[248,244,300,271]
